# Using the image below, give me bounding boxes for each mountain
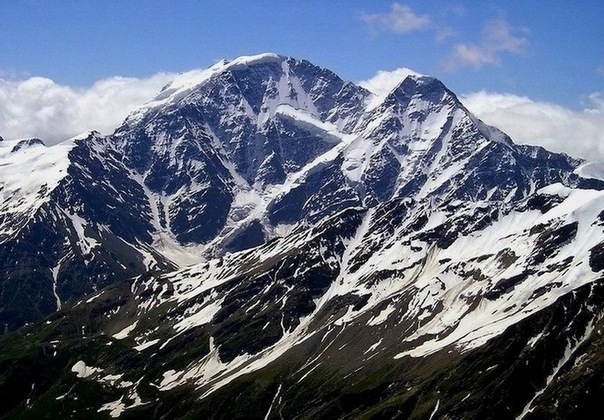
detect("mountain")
[1,53,604,418]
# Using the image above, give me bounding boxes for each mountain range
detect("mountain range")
[1,53,604,419]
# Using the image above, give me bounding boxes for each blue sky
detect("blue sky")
[2,1,602,105]
[1,1,603,160]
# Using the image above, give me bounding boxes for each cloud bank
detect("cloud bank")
[461,91,604,161]
[2,68,603,163]
[361,68,604,162]
[0,73,174,145]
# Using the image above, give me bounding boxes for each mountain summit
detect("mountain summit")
[1,54,604,418]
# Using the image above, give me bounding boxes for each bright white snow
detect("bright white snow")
[71,360,103,378]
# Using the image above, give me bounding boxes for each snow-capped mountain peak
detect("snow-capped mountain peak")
[0,136,75,242]
[2,54,604,419]
[126,53,301,124]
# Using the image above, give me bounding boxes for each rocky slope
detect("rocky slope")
[1,53,604,418]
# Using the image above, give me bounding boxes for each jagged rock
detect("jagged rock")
[1,54,604,418]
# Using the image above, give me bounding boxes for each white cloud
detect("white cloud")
[435,27,457,42]
[461,91,604,162]
[360,3,431,34]
[361,67,604,162]
[4,67,603,165]
[587,92,604,110]
[0,73,175,145]
[358,67,422,97]
[446,18,528,70]
[449,44,498,68]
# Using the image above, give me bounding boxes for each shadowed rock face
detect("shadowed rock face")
[1,54,604,418]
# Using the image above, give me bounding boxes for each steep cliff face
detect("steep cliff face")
[1,54,603,418]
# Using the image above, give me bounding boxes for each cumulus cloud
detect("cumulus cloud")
[4,67,603,165]
[461,91,604,162]
[445,18,528,70]
[359,3,431,34]
[358,67,422,97]
[0,73,175,145]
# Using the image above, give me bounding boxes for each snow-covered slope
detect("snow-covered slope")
[0,137,74,242]
[0,131,182,327]
[58,180,602,396]
[1,53,604,419]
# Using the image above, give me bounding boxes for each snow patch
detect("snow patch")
[113,321,139,340]
[368,304,396,326]
[71,360,103,378]
[173,298,223,333]
[50,264,62,310]
[65,211,99,255]
[133,338,160,352]
[85,290,105,303]
[575,161,604,181]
